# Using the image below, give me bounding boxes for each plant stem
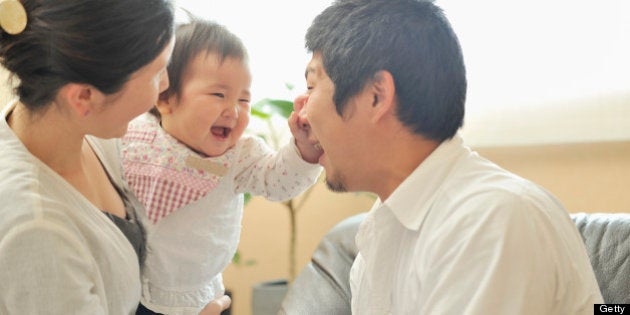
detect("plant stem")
[286,199,297,282]
[286,186,316,282]
[295,185,315,212]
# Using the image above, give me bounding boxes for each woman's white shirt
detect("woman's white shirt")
[0,103,141,314]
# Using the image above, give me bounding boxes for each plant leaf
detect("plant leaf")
[232,251,241,264]
[252,98,294,119]
[250,106,271,119]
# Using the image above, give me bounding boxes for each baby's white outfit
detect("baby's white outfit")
[121,113,321,315]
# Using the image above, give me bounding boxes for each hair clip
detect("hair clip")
[0,0,27,35]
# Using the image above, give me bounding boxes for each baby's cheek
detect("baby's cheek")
[241,112,251,125]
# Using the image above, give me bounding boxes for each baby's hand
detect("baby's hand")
[288,94,322,164]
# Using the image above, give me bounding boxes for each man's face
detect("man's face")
[303,52,368,192]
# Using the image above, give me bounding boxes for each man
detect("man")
[296,0,603,313]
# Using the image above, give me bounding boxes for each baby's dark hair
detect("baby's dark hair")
[0,0,174,112]
[150,16,248,118]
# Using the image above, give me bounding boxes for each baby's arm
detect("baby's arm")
[233,136,321,201]
[288,94,322,164]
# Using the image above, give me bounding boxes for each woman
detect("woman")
[0,1,229,314]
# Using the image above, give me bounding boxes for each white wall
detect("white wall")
[461,91,630,147]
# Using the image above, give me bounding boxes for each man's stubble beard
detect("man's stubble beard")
[325,175,347,193]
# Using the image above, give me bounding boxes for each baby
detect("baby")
[121,18,322,315]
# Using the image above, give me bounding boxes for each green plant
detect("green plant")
[247,94,316,282]
[231,247,256,268]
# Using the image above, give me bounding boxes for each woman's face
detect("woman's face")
[92,40,174,139]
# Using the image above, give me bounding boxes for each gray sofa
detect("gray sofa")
[279,212,630,314]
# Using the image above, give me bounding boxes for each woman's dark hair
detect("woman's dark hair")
[150,16,247,118]
[306,0,467,142]
[0,0,174,112]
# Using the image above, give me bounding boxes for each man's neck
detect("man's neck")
[366,128,440,201]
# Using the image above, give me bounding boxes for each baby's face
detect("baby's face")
[161,52,252,157]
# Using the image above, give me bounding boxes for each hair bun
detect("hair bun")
[0,0,27,35]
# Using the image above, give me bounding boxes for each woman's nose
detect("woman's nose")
[159,71,169,94]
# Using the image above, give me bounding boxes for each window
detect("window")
[440,0,630,146]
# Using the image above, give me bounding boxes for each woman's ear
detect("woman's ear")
[58,83,102,117]
[369,70,396,123]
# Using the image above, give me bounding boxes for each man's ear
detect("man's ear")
[369,70,396,123]
[156,92,176,116]
[58,83,101,117]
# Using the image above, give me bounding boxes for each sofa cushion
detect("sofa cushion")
[571,212,630,303]
[279,213,364,315]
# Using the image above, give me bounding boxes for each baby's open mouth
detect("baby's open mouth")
[211,126,232,139]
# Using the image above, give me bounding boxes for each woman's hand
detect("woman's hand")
[198,295,231,315]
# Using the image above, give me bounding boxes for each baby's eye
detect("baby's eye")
[239,100,251,109]
[211,93,225,98]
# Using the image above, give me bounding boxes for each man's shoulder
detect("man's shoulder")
[448,152,548,198]
[437,153,567,221]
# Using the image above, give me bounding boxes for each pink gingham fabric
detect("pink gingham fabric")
[121,114,232,224]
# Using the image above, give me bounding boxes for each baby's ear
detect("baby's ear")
[156,92,175,115]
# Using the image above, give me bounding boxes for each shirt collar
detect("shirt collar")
[2,99,17,121]
[382,134,470,231]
